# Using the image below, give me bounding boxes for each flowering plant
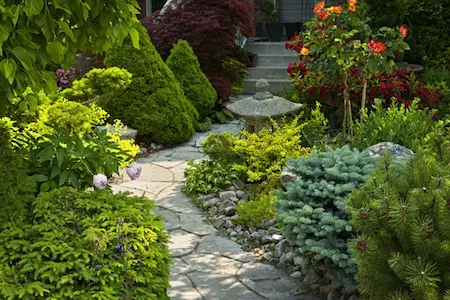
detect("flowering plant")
[286,0,410,135]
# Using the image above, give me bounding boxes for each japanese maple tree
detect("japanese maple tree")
[143,0,256,101]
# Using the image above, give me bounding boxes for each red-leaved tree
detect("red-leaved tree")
[142,0,256,101]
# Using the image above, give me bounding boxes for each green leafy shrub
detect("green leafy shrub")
[0,187,171,299]
[232,117,311,182]
[236,192,277,227]
[183,159,239,195]
[421,68,450,118]
[60,67,132,103]
[103,23,198,145]
[351,98,437,152]
[275,146,376,293]
[201,132,241,164]
[0,119,36,227]
[166,40,217,118]
[347,150,450,299]
[29,128,130,192]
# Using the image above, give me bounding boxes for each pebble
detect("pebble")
[219,191,236,201]
[224,206,236,216]
[208,206,218,215]
[290,271,303,279]
[203,197,220,208]
[235,190,245,199]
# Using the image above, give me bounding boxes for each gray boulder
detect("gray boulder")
[364,142,414,161]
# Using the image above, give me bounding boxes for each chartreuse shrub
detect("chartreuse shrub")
[232,117,311,183]
[275,146,376,293]
[0,118,36,227]
[166,40,217,119]
[60,67,132,103]
[347,148,450,299]
[183,159,239,196]
[0,187,171,299]
[103,23,198,145]
[351,98,437,152]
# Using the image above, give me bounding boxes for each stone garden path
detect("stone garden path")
[112,121,315,300]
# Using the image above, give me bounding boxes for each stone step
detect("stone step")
[256,54,298,67]
[247,66,289,80]
[246,42,292,55]
[244,78,291,94]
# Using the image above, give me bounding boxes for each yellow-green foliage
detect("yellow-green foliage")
[34,99,108,135]
[60,67,132,103]
[105,120,140,168]
[166,40,217,118]
[232,117,311,182]
[236,192,277,227]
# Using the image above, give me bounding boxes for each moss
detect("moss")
[103,23,198,145]
[166,40,217,118]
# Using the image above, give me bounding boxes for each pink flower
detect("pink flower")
[126,163,142,181]
[93,174,108,189]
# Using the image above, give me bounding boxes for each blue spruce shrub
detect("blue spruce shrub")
[275,146,376,293]
[0,187,171,299]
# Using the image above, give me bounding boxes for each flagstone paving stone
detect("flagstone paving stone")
[112,123,315,299]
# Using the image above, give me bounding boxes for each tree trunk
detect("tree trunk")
[360,77,368,123]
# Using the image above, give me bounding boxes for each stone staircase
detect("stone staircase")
[244,42,298,94]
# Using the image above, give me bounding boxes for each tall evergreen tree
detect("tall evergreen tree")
[166,40,217,119]
[103,23,198,145]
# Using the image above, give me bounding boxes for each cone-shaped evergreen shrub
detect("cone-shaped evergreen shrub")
[0,120,36,227]
[0,187,171,299]
[166,40,217,119]
[103,23,198,145]
[275,146,376,293]
[348,150,450,299]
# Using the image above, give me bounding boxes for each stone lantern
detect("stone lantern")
[226,79,303,133]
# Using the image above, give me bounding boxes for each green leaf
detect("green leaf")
[69,171,79,189]
[11,46,34,71]
[46,41,65,63]
[56,150,65,167]
[129,27,140,49]
[50,165,60,179]
[59,170,69,186]
[37,145,54,162]
[0,59,17,84]
[24,0,44,17]
[58,20,75,41]
[40,181,52,192]
[31,174,49,182]
[40,15,55,40]
[54,0,72,14]
[0,21,12,43]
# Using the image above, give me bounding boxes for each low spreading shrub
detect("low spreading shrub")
[60,67,132,103]
[350,98,437,152]
[348,150,450,299]
[0,187,171,299]
[236,192,277,227]
[194,117,212,133]
[276,146,376,293]
[183,159,239,195]
[103,23,198,145]
[166,40,217,119]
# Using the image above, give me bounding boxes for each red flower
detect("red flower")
[399,25,408,39]
[313,1,326,14]
[368,39,386,53]
[318,10,329,21]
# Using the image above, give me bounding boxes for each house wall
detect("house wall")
[279,0,315,23]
